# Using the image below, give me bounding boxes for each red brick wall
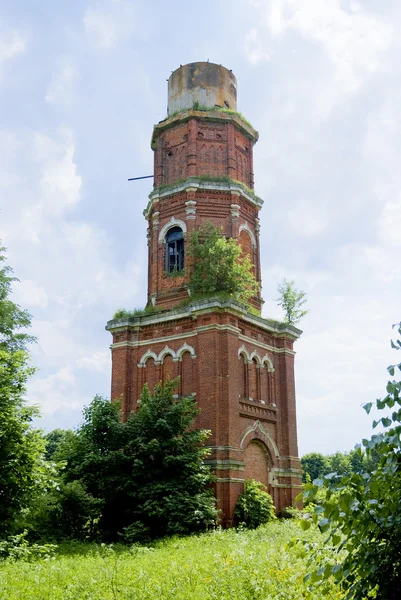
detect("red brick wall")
[108,103,302,524]
[153,116,255,188]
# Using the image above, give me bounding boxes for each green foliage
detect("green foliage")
[23,481,104,542]
[191,101,254,129]
[113,307,146,319]
[235,480,276,529]
[188,222,260,304]
[301,449,379,485]
[36,384,218,543]
[44,428,73,461]
[276,278,308,325]
[112,306,162,320]
[0,531,56,562]
[301,453,331,484]
[0,244,48,535]
[0,521,341,598]
[297,322,401,599]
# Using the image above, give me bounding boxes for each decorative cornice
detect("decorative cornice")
[143,177,263,219]
[106,298,302,341]
[152,108,259,144]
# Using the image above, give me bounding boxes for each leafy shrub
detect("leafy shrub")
[188,222,260,304]
[235,480,276,528]
[0,531,56,562]
[297,322,401,599]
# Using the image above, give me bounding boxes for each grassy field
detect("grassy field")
[0,521,343,600]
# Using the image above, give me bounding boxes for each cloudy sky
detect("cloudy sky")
[1,0,399,456]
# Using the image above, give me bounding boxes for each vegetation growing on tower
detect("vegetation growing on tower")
[187,222,260,305]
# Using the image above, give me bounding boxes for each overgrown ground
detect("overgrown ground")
[0,521,344,600]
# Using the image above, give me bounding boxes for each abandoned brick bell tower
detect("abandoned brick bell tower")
[106,62,303,522]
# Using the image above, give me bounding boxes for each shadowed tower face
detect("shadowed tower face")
[107,62,303,524]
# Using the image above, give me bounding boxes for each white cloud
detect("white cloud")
[0,124,145,420]
[33,130,82,215]
[76,351,110,372]
[244,29,270,64]
[45,58,76,107]
[28,366,81,415]
[246,0,393,115]
[12,279,48,309]
[83,0,136,50]
[0,24,25,81]
[379,200,401,247]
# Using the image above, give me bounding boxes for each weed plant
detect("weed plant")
[0,521,343,599]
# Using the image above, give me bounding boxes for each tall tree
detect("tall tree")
[57,382,218,542]
[276,279,308,325]
[299,323,401,599]
[0,244,46,534]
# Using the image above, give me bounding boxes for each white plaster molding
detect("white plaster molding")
[158,217,187,244]
[240,420,280,457]
[177,342,196,359]
[157,345,177,362]
[249,349,262,365]
[230,203,240,219]
[185,200,196,220]
[261,354,274,372]
[138,349,158,366]
[239,222,256,248]
[238,344,250,362]
[148,179,264,210]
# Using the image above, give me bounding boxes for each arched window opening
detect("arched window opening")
[260,365,269,404]
[162,354,174,384]
[249,358,259,401]
[180,351,193,397]
[239,354,247,399]
[165,226,184,273]
[145,357,158,392]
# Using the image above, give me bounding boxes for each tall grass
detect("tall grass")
[0,521,343,599]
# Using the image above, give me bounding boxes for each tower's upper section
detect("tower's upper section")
[151,63,258,191]
[168,62,237,114]
[146,63,263,311]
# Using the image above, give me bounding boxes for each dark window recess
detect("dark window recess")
[224,101,230,108]
[166,227,184,273]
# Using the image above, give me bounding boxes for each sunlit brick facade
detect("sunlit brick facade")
[106,62,302,523]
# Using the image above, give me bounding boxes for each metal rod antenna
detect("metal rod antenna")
[128,175,153,181]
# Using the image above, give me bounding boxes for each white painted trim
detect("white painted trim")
[261,354,274,372]
[158,345,176,361]
[149,179,263,210]
[111,329,295,357]
[158,217,187,244]
[238,334,295,356]
[238,344,250,362]
[176,342,196,359]
[239,223,256,248]
[249,349,262,365]
[240,420,280,457]
[138,349,158,366]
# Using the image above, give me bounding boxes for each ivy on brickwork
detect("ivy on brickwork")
[187,222,260,305]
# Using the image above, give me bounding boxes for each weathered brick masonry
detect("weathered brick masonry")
[106,62,302,523]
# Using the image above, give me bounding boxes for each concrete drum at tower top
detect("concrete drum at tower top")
[167,62,237,115]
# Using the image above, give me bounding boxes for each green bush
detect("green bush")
[0,531,56,562]
[297,322,401,599]
[235,480,276,529]
[188,222,260,304]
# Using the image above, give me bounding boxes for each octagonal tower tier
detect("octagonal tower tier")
[148,62,262,311]
[106,63,303,524]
